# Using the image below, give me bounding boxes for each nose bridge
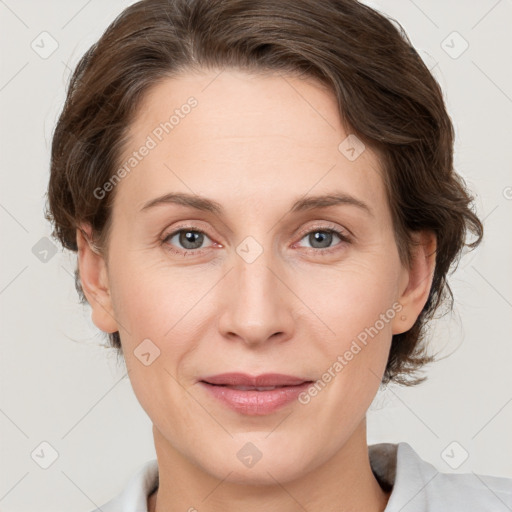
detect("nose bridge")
[218,245,294,345]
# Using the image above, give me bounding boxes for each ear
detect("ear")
[392,230,437,335]
[76,224,118,334]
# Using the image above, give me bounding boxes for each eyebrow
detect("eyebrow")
[140,191,373,217]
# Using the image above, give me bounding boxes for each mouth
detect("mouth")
[199,372,313,387]
[203,384,297,391]
[198,373,315,415]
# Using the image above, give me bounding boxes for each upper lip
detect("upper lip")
[200,373,312,387]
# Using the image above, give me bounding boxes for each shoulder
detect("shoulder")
[370,442,512,512]
[86,458,159,512]
[426,469,512,510]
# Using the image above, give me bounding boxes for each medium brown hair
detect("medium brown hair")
[45,0,483,386]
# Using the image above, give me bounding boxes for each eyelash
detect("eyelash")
[160,223,352,257]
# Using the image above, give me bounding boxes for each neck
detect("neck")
[149,418,390,512]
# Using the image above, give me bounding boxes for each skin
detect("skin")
[77,69,436,512]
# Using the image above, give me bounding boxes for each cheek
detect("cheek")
[108,260,205,425]
[299,260,398,410]
[301,256,400,338]
[108,256,199,342]
[107,258,216,403]
[123,355,205,455]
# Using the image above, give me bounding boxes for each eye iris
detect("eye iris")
[310,231,332,249]
[180,230,204,249]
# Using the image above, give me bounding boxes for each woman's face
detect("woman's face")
[81,69,430,484]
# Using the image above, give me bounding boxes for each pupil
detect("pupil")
[180,231,203,249]
[311,231,331,248]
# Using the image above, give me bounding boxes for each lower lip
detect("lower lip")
[199,381,313,415]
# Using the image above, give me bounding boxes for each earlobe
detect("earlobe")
[76,224,119,334]
[392,230,436,335]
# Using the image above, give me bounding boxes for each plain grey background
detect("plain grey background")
[0,1,511,510]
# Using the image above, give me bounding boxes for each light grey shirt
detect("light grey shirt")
[90,442,512,511]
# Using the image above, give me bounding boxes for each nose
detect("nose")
[217,253,296,347]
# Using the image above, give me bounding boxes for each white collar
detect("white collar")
[92,442,512,511]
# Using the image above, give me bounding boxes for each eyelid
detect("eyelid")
[161,224,217,251]
[294,221,352,241]
[162,220,213,240]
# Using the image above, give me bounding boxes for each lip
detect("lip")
[198,373,314,416]
[200,372,311,387]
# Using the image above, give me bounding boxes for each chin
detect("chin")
[208,461,306,486]
[197,438,316,486]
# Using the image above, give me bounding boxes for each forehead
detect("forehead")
[115,69,387,218]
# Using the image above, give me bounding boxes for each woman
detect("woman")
[45,0,511,510]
